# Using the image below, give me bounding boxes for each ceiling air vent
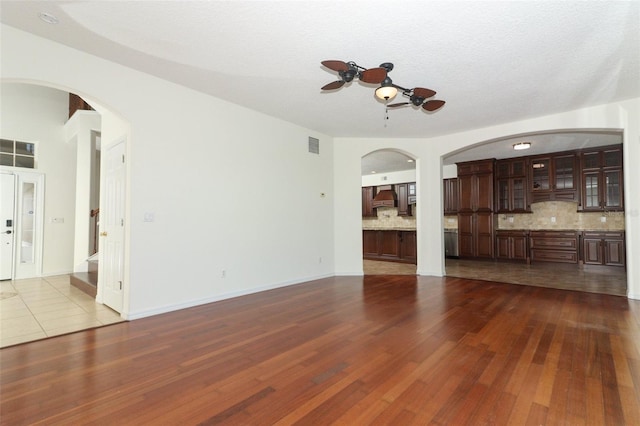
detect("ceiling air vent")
[308,137,319,154]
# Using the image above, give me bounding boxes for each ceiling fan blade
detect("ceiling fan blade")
[321,80,345,90]
[413,87,436,99]
[360,67,387,84]
[321,60,349,72]
[387,102,410,108]
[422,100,446,111]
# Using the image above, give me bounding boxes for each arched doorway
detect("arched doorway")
[361,149,418,275]
[440,130,627,295]
[0,81,129,346]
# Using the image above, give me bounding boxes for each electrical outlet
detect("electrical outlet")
[221,269,226,278]
[551,217,556,223]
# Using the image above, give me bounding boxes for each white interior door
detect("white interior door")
[101,141,126,313]
[0,174,16,280]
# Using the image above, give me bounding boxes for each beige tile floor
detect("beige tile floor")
[0,275,124,348]
[363,259,627,296]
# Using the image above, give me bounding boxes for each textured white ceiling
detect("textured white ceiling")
[1,1,638,160]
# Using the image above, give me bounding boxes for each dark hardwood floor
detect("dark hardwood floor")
[2,275,639,425]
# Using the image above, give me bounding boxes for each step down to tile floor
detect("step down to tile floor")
[70,272,97,298]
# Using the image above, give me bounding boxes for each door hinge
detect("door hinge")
[121,218,124,226]
[119,280,122,290]
[122,154,125,163]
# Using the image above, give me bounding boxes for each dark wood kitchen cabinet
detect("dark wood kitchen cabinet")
[530,153,579,203]
[443,178,458,215]
[362,230,416,264]
[582,231,625,267]
[407,182,417,205]
[362,186,376,218]
[580,145,624,212]
[458,162,494,213]
[395,183,412,216]
[457,159,494,259]
[458,212,494,258]
[495,230,528,262]
[495,158,529,213]
[529,231,579,264]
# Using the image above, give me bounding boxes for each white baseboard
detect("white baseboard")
[125,273,335,321]
[416,269,444,277]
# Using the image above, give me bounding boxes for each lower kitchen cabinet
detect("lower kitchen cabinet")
[582,231,625,267]
[495,230,528,262]
[400,231,417,263]
[529,231,579,264]
[363,230,417,264]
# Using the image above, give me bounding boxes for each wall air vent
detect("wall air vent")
[308,137,319,154]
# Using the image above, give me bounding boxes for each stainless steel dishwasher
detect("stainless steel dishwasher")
[444,229,459,258]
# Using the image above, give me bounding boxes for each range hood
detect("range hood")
[372,189,397,208]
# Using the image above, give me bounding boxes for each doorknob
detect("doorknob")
[100,231,108,237]
[2,230,11,234]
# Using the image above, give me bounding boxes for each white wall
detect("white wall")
[64,111,101,270]
[0,83,77,276]
[1,25,335,319]
[334,100,640,298]
[361,169,416,186]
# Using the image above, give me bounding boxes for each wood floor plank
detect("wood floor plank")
[1,275,639,425]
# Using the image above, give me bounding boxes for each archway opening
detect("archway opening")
[361,149,418,275]
[440,129,627,295]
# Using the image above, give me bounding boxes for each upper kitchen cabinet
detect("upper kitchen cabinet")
[458,159,494,213]
[407,182,417,205]
[443,178,458,215]
[580,144,624,212]
[495,158,529,213]
[530,152,579,203]
[395,183,412,216]
[362,186,377,218]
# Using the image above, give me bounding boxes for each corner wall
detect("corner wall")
[2,24,335,319]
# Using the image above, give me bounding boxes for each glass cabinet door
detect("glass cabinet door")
[583,171,600,209]
[531,158,550,190]
[554,155,575,190]
[497,179,509,211]
[604,170,622,208]
[512,178,525,210]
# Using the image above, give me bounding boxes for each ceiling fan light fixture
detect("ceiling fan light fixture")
[375,77,397,100]
[513,142,532,150]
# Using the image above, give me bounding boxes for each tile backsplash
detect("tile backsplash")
[362,206,417,229]
[498,201,625,230]
[366,202,625,231]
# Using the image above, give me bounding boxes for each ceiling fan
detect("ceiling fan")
[321,60,445,112]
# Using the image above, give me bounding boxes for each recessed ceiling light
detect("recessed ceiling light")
[370,171,377,174]
[407,159,414,163]
[513,142,531,150]
[39,12,59,25]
